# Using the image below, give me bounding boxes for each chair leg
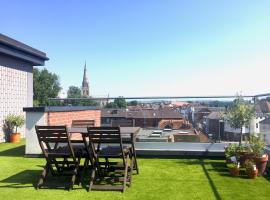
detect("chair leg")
[129,155,134,187]
[69,158,81,190]
[36,163,50,189]
[122,155,129,193]
[69,169,76,190]
[88,165,97,192]
[83,158,89,170]
[132,145,139,174]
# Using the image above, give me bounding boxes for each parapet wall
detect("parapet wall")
[23,106,101,155]
[45,110,101,127]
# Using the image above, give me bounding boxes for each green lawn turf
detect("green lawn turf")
[1,140,270,200]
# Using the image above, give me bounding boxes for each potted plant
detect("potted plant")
[4,114,25,143]
[226,95,256,146]
[227,162,240,177]
[244,159,258,179]
[248,135,268,176]
[236,143,253,167]
[225,143,238,163]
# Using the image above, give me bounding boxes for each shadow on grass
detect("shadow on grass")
[178,159,222,200]
[0,145,25,157]
[179,159,228,173]
[200,160,222,200]
[0,169,82,190]
[260,173,270,182]
[0,170,39,188]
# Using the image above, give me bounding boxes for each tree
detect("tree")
[105,97,127,108]
[33,68,61,106]
[128,100,138,106]
[67,86,81,98]
[105,102,116,108]
[80,96,99,106]
[114,96,127,108]
[226,95,256,145]
[66,86,98,106]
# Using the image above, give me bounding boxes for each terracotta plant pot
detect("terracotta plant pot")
[255,154,268,176]
[228,167,240,177]
[246,169,258,179]
[10,133,21,143]
[240,152,254,167]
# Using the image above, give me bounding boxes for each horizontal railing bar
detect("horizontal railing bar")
[49,95,258,101]
[253,93,270,98]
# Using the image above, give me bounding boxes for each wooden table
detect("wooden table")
[68,126,140,174]
[69,127,140,141]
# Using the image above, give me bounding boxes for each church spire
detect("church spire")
[83,61,88,82]
[81,61,89,96]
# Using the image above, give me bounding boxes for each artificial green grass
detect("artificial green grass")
[1,141,270,200]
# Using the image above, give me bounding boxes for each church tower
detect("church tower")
[81,62,89,96]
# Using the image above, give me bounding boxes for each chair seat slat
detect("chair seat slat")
[37,129,67,134]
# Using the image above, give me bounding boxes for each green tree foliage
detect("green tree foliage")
[79,96,99,106]
[33,68,61,106]
[65,86,98,106]
[105,102,117,108]
[4,114,25,133]
[114,96,127,108]
[128,100,138,106]
[105,96,127,108]
[67,86,81,98]
[226,95,256,145]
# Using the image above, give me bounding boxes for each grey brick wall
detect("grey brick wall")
[0,64,32,142]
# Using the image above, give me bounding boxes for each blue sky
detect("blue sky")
[1,0,270,97]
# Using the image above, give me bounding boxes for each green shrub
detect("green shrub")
[244,159,256,172]
[227,162,239,169]
[225,143,238,159]
[4,114,25,133]
[248,135,265,157]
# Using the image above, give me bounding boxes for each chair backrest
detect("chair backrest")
[84,127,124,163]
[71,120,95,128]
[35,125,75,158]
[87,127,121,143]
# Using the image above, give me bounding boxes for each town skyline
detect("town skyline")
[1,0,270,97]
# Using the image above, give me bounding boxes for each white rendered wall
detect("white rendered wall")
[250,117,265,135]
[25,112,45,155]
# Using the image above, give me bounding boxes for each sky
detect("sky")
[1,0,270,97]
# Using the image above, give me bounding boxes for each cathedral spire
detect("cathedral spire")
[81,61,89,96]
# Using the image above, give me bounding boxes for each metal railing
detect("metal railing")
[47,93,270,154]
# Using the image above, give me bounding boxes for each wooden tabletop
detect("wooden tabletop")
[68,127,140,135]
[69,127,140,142]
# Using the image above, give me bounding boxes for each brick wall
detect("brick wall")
[158,119,185,129]
[45,110,101,127]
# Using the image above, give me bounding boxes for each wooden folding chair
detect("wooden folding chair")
[35,125,82,190]
[83,127,133,192]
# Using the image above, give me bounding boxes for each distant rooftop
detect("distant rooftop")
[102,109,183,119]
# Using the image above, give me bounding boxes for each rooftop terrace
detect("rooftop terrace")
[1,141,270,200]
